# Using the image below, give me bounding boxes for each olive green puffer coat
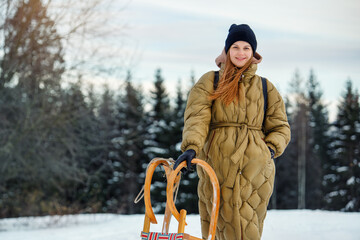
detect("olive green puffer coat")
[181,64,291,240]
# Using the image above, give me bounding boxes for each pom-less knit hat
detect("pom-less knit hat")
[225,24,257,54]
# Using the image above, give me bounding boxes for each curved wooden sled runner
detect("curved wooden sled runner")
[141,158,220,240]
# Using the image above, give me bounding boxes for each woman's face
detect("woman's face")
[229,41,253,68]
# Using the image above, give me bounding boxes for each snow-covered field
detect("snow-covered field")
[0,210,359,240]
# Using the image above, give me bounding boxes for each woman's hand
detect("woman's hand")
[173,149,196,173]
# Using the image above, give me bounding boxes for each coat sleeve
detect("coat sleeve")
[180,71,214,155]
[263,80,291,158]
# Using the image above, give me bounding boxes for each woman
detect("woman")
[174,24,291,240]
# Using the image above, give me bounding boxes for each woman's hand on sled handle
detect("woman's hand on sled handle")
[173,149,196,173]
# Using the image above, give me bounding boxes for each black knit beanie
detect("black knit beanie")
[225,24,257,54]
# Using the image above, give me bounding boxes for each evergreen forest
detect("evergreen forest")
[0,0,359,218]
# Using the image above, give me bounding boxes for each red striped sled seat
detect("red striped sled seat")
[141,231,184,240]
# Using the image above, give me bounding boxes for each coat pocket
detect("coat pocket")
[264,158,275,179]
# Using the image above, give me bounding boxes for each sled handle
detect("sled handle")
[144,158,173,224]
[166,159,220,240]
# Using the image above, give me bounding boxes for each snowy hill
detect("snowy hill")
[0,210,359,240]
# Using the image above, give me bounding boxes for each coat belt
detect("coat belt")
[210,122,262,131]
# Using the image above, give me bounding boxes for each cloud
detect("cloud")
[100,0,360,119]
[131,0,360,40]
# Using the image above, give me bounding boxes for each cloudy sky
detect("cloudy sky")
[111,0,359,119]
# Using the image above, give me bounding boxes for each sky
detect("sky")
[102,0,360,119]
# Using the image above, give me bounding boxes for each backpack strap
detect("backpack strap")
[213,71,219,89]
[261,77,268,128]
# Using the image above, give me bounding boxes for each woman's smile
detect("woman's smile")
[229,41,252,67]
[235,56,247,61]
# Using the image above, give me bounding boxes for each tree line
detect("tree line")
[0,0,359,218]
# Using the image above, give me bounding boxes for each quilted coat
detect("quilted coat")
[180,63,291,240]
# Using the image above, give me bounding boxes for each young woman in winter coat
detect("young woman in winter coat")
[174,24,291,240]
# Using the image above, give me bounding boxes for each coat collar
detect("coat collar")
[219,62,258,83]
[242,64,257,83]
[238,52,262,82]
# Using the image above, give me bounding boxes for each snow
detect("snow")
[323,174,337,183]
[343,125,351,131]
[345,200,356,211]
[347,176,355,185]
[0,210,359,240]
[336,166,349,172]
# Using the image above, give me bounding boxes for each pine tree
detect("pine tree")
[168,79,185,158]
[91,84,118,212]
[305,69,329,209]
[142,69,171,212]
[55,80,112,213]
[73,84,115,213]
[150,68,170,122]
[169,79,199,213]
[113,71,148,214]
[272,95,298,209]
[146,68,172,160]
[275,70,329,210]
[274,70,308,209]
[325,80,360,211]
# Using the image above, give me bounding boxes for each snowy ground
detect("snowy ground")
[0,210,359,240]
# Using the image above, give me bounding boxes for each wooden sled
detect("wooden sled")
[141,158,220,240]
